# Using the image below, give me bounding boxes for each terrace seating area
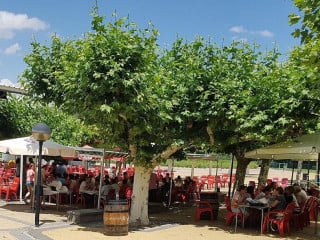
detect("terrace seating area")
[42,164,135,209]
[238,177,320,238]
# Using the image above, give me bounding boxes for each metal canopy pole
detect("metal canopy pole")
[19,154,23,203]
[97,148,105,209]
[228,154,234,198]
[317,153,320,187]
[290,162,295,186]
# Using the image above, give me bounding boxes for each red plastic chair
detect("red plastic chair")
[0,177,19,202]
[301,196,316,227]
[281,178,289,188]
[126,187,133,210]
[266,179,273,185]
[224,195,242,231]
[200,175,208,190]
[215,175,222,188]
[195,200,213,221]
[79,166,87,174]
[291,200,306,231]
[207,175,214,190]
[66,165,72,174]
[127,167,134,177]
[221,173,229,188]
[262,202,296,237]
[307,196,318,222]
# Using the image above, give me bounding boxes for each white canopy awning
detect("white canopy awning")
[0,136,77,202]
[245,133,320,161]
[0,136,76,157]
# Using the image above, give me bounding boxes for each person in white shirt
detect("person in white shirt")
[293,185,307,205]
[24,163,35,204]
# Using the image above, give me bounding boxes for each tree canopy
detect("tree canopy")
[18,4,320,225]
[0,96,97,146]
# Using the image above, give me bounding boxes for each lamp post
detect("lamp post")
[32,123,51,227]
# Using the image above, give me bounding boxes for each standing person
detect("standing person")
[148,172,158,202]
[161,173,172,207]
[24,163,35,204]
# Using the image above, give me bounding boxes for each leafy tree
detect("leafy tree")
[289,0,320,121]
[289,0,320,44]
[21,9,186,225]
[159,38,303,189]
[20,5,316,225]
[0,96,96,146]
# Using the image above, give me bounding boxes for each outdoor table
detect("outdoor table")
[43,186,59,210]
[238,204,270,234]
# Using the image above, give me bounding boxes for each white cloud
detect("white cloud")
[255,30,274,38]
[229,25,274,38]
[0,11,49,39]
[4,43,21,54]
[0,78,19,87]
[229,26,247,33]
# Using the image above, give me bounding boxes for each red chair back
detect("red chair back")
[281,178,288,187]
[224,195,232,211]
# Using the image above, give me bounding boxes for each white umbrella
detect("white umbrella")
[0,136,76,157]
[0,136,77,202]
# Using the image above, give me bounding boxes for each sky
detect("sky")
[0,0,301,87]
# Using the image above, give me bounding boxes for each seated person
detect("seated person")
[119,179,130,199]
[255,185,272,200]
[268,187,286,211]
[47,174,68,193]
[175,175,184,188]
[284,186,300,212]
[308,184,320,197]
[110,177,120,198]
[246,185,255,199]
[79,175,97,207]
[65,174,77,193]
[293,185,307,205]
[231,185,250,222]
[56,173,66,185]
[79,175,95,192]
[100,178,111,202]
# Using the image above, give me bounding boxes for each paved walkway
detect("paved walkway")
[0,201,71,240]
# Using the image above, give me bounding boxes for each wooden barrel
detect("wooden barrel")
[104,200,129,236]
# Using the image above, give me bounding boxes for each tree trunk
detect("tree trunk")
[233,155,251,193]
[257,159,271,188]
[129,165,152,226]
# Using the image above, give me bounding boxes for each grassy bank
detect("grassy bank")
[166,157,260,169]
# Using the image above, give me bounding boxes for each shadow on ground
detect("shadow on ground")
[1,200,319,239]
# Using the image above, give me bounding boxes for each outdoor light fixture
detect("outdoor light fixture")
[32,123,51,227]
